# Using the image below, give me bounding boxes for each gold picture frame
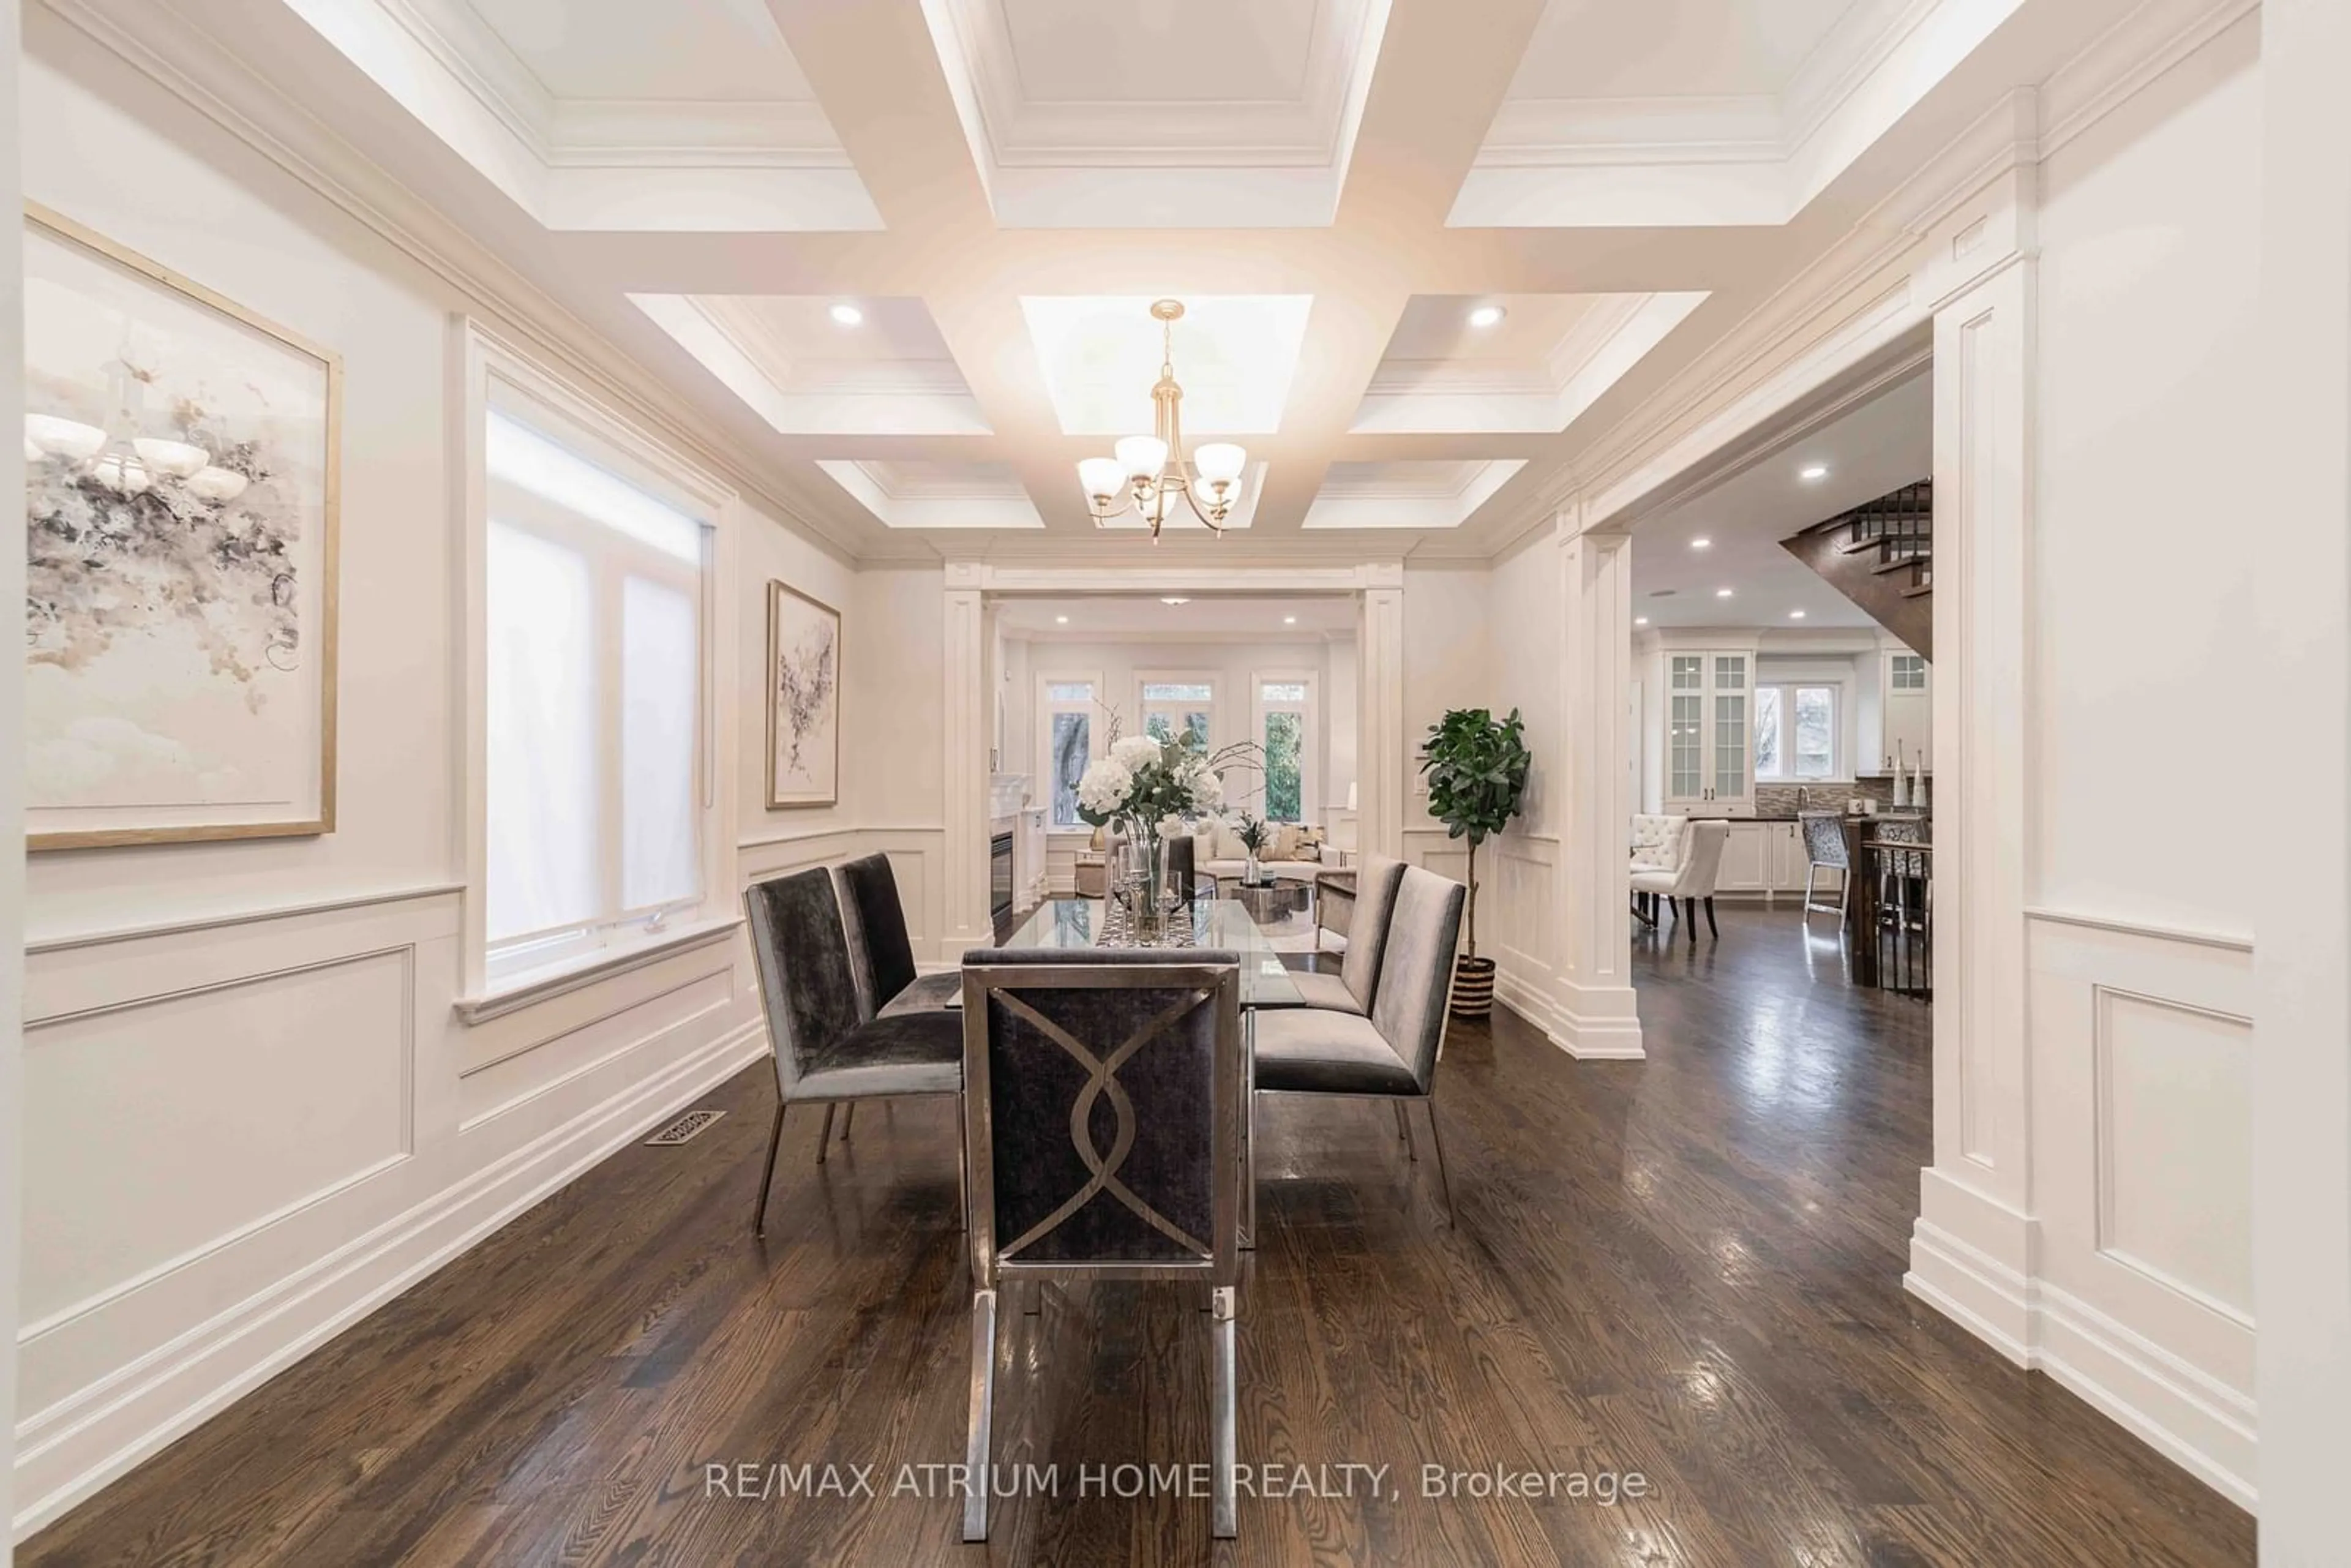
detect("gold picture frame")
[24,201,341,850]
[765,579,841,809]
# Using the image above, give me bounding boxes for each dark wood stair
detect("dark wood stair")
[1780,479,1932,658]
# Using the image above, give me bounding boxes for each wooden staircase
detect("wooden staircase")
[1779,479,1932,658]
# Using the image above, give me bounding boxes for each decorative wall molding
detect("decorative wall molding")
[24,883,461,955]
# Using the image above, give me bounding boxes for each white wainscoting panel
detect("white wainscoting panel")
[2018,910,2256,1507]
[1402,828,1561,1040]
[12,885,767,1540]
[23,948,413,1332]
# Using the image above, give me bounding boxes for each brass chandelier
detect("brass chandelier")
[1076,299,1247,541]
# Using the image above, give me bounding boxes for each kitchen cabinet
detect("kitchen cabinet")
[1705,819,1835,902]
[1879,650,1931,774]
[1663,650,1755,814]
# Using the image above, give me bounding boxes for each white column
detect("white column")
[1356,566,1406,862]
[1904,167,2039,1353]
[940,566,991,954]
[0,2,24,1548]
[1552,516,1643,1058]
[2255,0,2351,1552]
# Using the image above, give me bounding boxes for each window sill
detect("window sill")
[454,913,743,1026]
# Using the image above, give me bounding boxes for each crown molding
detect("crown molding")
[543,100,850,170]
[38,0,869,566]
[1479,96,1782,168]
[1781,0,1945,151]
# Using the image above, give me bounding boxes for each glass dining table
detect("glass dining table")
[994,897,1305,1008]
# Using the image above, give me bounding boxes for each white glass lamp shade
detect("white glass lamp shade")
[1193,443,1245,487]
[1078,457,1127,505]
[134,437,211,479]
[186,465,251,503]
[25,413,107,462]
[1115,435,1169,481]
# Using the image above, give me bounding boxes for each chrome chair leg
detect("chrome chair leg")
[963,1288,997,1542]
[1802,863,1818,918]
[1391,1100,1409,1148]
[816,1102,836,1165]
[752,1098,786,1237]
[1422,1097,1456,1227]
[1398,1099,1417,1161]
[1210,1285,1237,1539]
[840,1103,855,1142]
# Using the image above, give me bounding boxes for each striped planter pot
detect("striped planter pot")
[1450,956,1498,1019]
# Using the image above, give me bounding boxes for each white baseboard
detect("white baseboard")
[11,1022,767,1541]
[1908,1208,2257,1512]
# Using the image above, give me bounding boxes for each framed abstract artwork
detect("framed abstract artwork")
[766,579,840,809]
[23,203,340,850]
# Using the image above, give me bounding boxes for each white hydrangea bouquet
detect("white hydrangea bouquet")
[1076,722,1258,936]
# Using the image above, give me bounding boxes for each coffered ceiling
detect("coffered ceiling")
[91,0,2148,563]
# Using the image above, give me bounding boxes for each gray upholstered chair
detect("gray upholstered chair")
[1259,855,1405,1016]
[957,949,1245,1542]
[1798,811,1851,919]
[836,853,961,1018]
[743,868,965,1236]
[1250,865,1467,1223]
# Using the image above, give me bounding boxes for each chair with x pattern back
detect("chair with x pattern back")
[955,948,1245,1542]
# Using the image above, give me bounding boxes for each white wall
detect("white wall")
[1,3,26,1555]
[2003,12,2262,1503]
[9,21,913,1537]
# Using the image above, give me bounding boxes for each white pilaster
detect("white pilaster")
[940,566,991,955]
[2254,0,2351,1551]
[0,1,23,1547]
[1357,566,1406,862]
[1905,165,2041,1352]
[1552,516,1643,1058]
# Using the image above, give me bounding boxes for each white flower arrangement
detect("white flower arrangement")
[1075,718,1258,833]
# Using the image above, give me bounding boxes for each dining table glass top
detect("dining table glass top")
[994,898,1305,1008]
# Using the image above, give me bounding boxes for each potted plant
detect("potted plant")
[1417,707,1532,1018]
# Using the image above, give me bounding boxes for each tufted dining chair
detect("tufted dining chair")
[1630,819,1731,939]
[956,948,1244,1542]
[743,868,966,1236]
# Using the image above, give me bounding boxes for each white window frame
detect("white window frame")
[1037,669,1103,831]
[1252,670,1318,824]
[1753,680,1845,782]
[455,322,738,1018]
[1136,669,1219,755]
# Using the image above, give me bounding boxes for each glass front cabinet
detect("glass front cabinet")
[1664,650,1755,814]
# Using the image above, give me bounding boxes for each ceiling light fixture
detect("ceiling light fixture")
[1789,609,1807,619]
[1690,536,1711,550]
[1715,588,1734,598]
[1634,616,1650,626]
[1467,303,1507,329]
[828,302,863,326]
[1799,463,1828,481]
[1284,615,1297,625]
[1160,596,1190,606]
[1076,300,1245,541]
[1055,615,1070,625]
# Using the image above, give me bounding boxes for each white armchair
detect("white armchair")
[1631,818,1730,939]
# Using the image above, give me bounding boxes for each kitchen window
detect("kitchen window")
[1753,683,1839,781]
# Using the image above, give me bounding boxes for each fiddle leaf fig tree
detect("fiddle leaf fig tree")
[1417,707,1532,960]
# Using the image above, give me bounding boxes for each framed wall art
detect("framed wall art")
[765,579,839,809]
[23,203,340,850]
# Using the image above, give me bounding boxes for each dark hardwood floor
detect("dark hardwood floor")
[24,905,2253,1566]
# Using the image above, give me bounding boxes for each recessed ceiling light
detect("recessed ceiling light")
[1283,615,1297,625]
[1467,304,1507,329]
[828,302,864,326]
[1690,537,1711,550]
[1715,588,1734,598]
[1634,616,1650,626]
[1055,615,1069,625]
[1788,609,1807,619]
[1799,463,1828,481]
[1160,596,1190,606]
